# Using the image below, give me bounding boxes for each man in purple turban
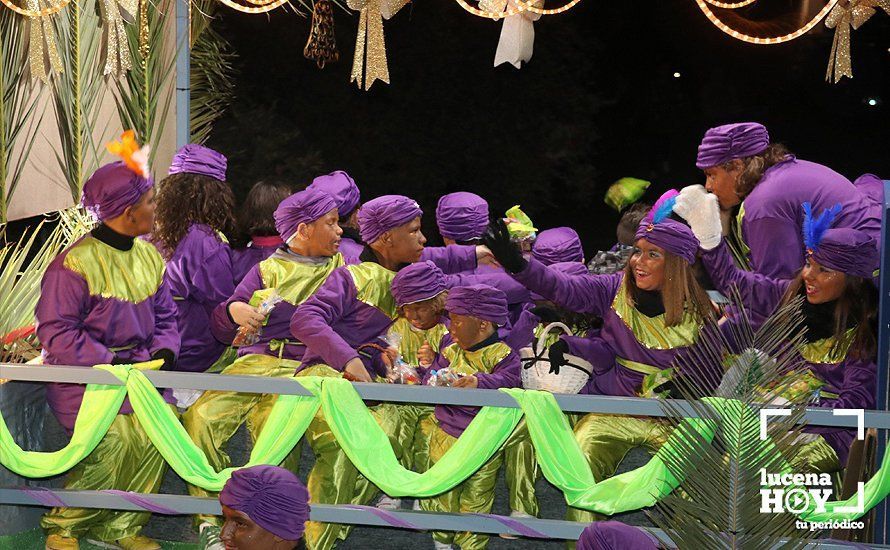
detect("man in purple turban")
[436,191,490,244]
[576,521,658,550]
[184,188,346,537]
[219,465,310,550]
[694,122,881,279]
[307,170,364,262]
[532,227,585,265]
[39,138,179,550]
[290,194,493,548]
[418,284,520,550]
[153,144,238,380]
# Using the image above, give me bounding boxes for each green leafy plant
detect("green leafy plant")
[189,0,237,144]
[0,11,45,223]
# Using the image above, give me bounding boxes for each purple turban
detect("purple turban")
[533,227,584,265]
[577,521,658,550]
[446,284,509,326]
[358,195,423,244]
[811,228,878,279]
[531,261,589,301]
[273,188,338,244]
[436,192,490,241]
[634,190,699,265]
[308,171,361,216]
[391,261,446,306]
[696,122,770,169]
[168,144,227,182]
[220,465,309,541]
[81,161,154,222]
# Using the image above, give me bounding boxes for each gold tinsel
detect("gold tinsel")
[27,0,63,82]
[304,0,339,69]
[347,0,409,90]
[825,0,890,83]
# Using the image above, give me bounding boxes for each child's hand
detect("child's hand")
[417,343,436,367]
[381,346,399,368]
[344,358,372,382]
[452,375,478,389]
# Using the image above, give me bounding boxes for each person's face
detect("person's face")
[220,505,288,550]
[703,162,742,210]
[387,217,426,264]
[299,208,342,257]
[448,313,490,350]
[401,296,443,330]
[629,238,666,291]
[123,187,157,236]
[802,256,847,304]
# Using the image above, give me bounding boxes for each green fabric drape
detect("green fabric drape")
[2,363,888,523]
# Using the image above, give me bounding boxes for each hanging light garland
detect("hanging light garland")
[453,0,580,20]
[693,0,840,44]
[701,0,756,9]
[0,0,69,18]
[214,0,290,13]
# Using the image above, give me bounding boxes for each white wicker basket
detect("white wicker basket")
[519,322,592,394]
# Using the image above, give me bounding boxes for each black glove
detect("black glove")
[547,338,569,375]
[482,218,527,274]
[110,355,128,365]
[151,348,176,371]
[530,305,561,325]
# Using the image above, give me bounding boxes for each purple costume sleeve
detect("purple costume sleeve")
[210,265,265,344]
[742,217,804,280]
[503,306,538,350]
[290,267,361,370]
[421,245,477,274]
[149,278,181,357]
[337,237,365,264]
[476,350,521,390]
[701,240,790,320]
[513,257,620,316]
[820,356,876,411]
[35,266,114,366]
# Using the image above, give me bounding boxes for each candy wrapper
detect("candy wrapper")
[388,359,421,385]
[428,368,462,387]
[756,370,824,405]
[233,290,283,347]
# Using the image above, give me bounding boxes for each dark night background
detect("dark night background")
[208,0,889,255]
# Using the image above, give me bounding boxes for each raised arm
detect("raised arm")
[700,240,790,319]
[421,245,477,274]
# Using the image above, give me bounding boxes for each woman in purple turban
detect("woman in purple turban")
[153,144,238,378]
[183,188,345,538]
[675,186,878,472]
[39,134,179,550]
[219,465,310,550]
[307,170,364,262]
[231,179,294,282]
[532,227,585,266]
[694,122,881,279]
[485,191,716,525]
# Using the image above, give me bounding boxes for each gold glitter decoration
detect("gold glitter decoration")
[138,0,149,61]
[27,0,63,82]
[348,0,409,90]
[0,0,69,18]
[101,0,137,76]
[825,0,890,83]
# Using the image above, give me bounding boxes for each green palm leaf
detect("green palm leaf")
[189,0,237,144]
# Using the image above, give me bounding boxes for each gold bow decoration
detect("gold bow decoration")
[347,0,410,90]
[825,0,890,83]
[27,0,63,83]
[100,0,138,76]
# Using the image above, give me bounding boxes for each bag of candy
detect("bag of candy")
[428,368,462,387]
[233,290,283,347]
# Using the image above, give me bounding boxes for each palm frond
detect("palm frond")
[189,0,237,144]
[50,0,106,201]
[112,0,175,170]
[0,11,46,223]
[650,289,819,548]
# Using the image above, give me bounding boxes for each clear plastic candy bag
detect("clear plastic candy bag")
[428,368,462,387]
[383,330,420,384]
[233,290,283,347]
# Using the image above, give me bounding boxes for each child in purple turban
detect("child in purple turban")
[307,170,364,262]
[694,122,881,279]
[678,192,878,471]
[436,191,490,244]
[532,226,585,265]
[219,465,310,550]
[418,284,521,550]
[484,192,716,525]
[183,188,345,537]
[39,133,178,550]
[153,144,238,379]
[232,180,294,282]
